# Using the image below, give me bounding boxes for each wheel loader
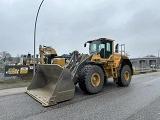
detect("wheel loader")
[27,38,133,106]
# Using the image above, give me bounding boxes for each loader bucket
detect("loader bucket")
[26,64,75,107]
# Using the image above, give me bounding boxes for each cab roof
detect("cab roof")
[86,38,114,43]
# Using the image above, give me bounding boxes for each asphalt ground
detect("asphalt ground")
[0,71,160,120]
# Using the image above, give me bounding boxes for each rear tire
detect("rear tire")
[78,65,104,94]
[116,65,131,87]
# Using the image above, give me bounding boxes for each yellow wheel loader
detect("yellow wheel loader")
[27,38,133,106]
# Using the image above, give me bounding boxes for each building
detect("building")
[130,55,159,69]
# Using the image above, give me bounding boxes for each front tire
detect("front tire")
[78,65,104,94]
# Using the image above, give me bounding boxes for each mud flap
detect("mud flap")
[26,64,75,106]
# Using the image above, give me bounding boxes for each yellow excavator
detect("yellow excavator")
[27,38,133,106]
[39,45,69,66]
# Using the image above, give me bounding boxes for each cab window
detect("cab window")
[106,42,111,52]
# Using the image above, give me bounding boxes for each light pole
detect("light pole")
[33,0,44,76]
[158,50,160,69]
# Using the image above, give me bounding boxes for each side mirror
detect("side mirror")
[84,43,87,47]
[115,44,119,53]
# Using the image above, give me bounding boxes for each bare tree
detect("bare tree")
[0,51,12,65]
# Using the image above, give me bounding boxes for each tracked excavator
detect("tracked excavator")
[39,45,57,64]
[39,45,71,66]
[27,38,133,106]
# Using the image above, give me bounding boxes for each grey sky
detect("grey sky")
[0,0,160,58]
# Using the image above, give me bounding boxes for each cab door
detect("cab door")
[99,40,112,58]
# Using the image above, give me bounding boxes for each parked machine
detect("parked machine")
[39,45,57,64]
[27,38,133,106]
[18,53,37,69]
[4,53,37,78]
[39,45,68,66]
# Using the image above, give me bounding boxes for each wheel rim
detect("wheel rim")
[91,73,100,87]
[124,71,130,81]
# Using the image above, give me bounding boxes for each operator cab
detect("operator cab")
[85,38,114,58]
[44,54,57,64]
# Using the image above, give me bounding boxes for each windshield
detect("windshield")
[89,41,103,54]
[89,41,98,54]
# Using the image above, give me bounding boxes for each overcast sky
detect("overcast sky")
[0,0,160,58]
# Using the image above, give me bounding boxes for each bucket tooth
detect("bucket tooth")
[26,64,75,106]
